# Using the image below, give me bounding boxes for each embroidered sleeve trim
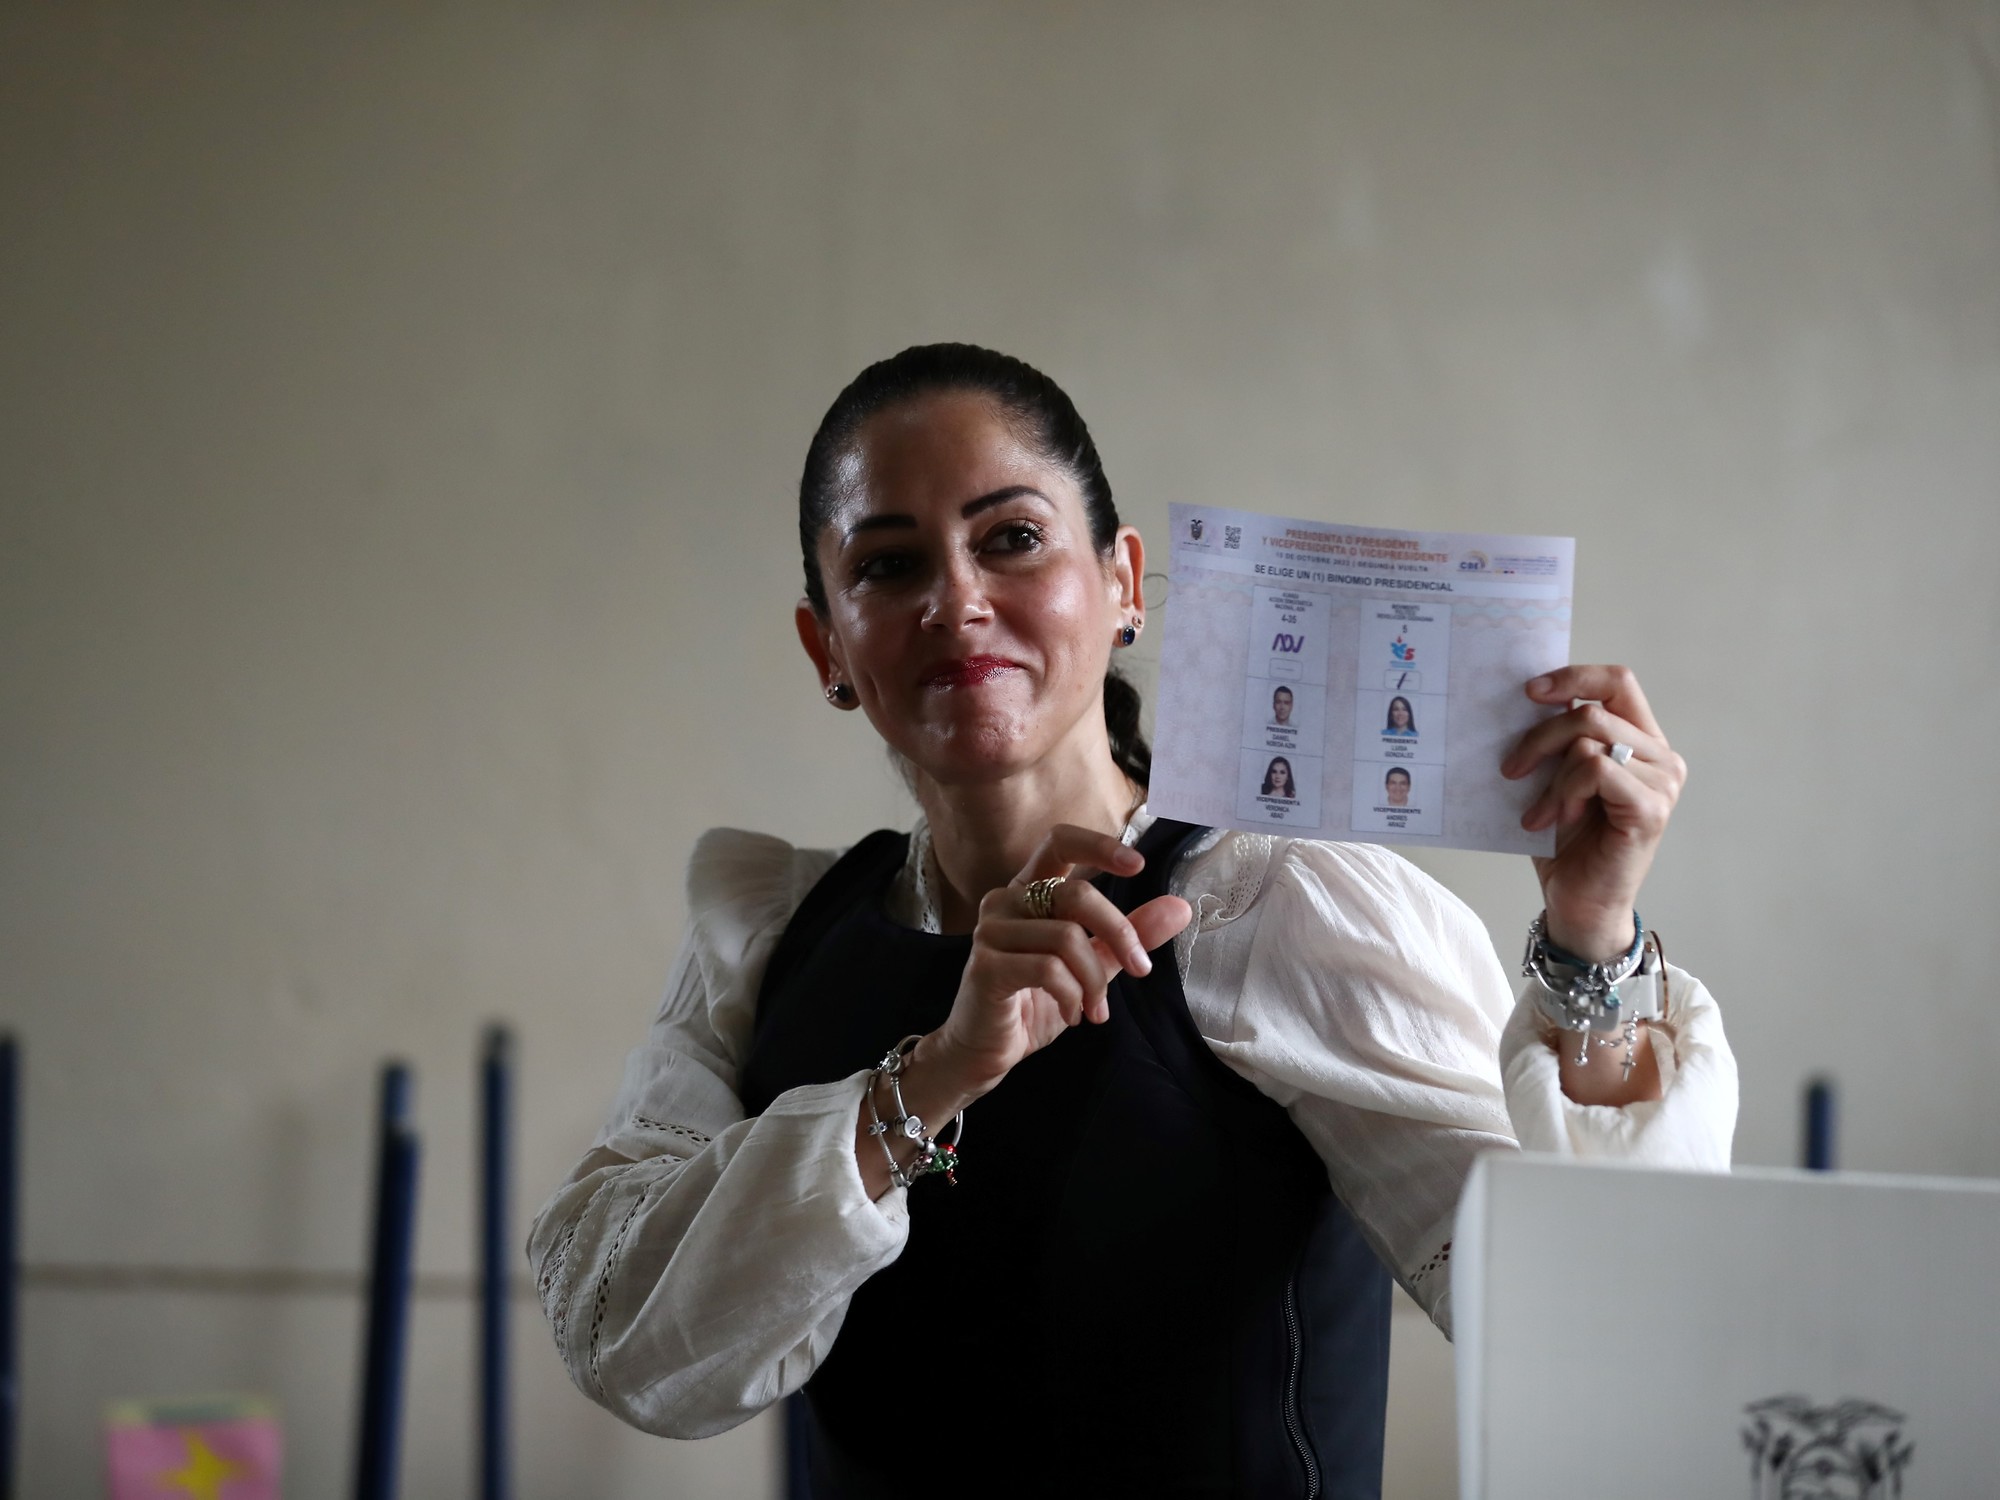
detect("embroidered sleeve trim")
[1407,1240,1452,1289]
[629,1114,713,1146]
[587,1185,652,1398]
[540,1213,582,1351]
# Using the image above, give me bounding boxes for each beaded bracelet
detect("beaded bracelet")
[864,1035,965,1189]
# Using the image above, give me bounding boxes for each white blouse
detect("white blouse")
[528,813,1737,1440]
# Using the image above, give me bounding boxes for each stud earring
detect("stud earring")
[824,683,856,707]
[1118,617,1142,648]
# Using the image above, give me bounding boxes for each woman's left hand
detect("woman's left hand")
[1501,664,1688,961]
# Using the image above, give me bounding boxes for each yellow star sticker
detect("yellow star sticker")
[156,1432,248,1500]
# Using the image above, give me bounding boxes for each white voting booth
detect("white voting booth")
[1452,1155,2000,1498]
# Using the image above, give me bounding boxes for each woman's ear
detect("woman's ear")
[1110,524,1146,614]
[795,599,845,693]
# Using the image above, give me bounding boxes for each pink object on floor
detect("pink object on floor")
[105,1395,281,1500]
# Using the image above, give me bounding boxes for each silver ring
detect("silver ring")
[1022,876,1066,919]
[1608,742,1635,766]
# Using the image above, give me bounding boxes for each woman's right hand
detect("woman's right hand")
[856,824,1192,1198]
[928,824,1194,1102]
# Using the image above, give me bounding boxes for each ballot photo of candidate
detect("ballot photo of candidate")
[1349,758,1443,837]
[1241,677,1324,753]
[1235,746,1324,827]
[1261,756,1297,800]
[1351,689,1445,767]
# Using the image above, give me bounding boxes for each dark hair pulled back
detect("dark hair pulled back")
[798,343,1150,785]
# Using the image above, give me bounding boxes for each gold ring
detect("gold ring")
[1022,876,1066,920]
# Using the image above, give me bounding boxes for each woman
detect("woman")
[1383,695,1417,736]
[530,345,1735,1499]
[1261,755,1297,798]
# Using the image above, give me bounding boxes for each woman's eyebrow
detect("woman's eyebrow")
[841,486,1053,543]
[960,484,1052,518]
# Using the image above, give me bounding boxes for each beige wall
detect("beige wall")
[3,4,1996,1496]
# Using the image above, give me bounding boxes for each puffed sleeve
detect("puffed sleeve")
[1188,835,1737,1341]
[526,828,911,1439]
[1201,839,1520,1335]
[1498,965,1737,1169]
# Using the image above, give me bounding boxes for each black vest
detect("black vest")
[737,819,1390,1499]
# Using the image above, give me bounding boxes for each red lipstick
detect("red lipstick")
[922,655,1021,689]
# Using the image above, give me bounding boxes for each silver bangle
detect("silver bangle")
[1522,912,1658,1071]
[865,1035,964,1189]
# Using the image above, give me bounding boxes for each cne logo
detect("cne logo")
[1390,632,1417,663]
[1458,549,1490,572]
[1271,632,1305,654]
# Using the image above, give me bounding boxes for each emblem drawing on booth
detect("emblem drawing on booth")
[1742,1396,1913,1499]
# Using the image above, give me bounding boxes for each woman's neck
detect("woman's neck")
[915,724,1139,934]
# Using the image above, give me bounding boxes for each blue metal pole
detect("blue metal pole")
[478,1027,512,1500]
[785,1395,814,1500]
[377,1065,410,1143]
[356,1063,420,1500]
[0,1036,18,1500]
[1804,1076,1836,1172]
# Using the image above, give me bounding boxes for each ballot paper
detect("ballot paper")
[1150,504,1573,856]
